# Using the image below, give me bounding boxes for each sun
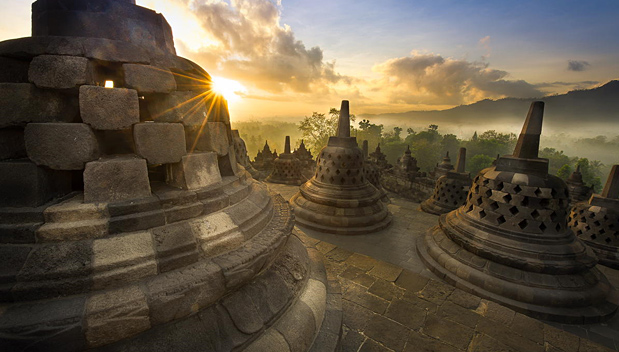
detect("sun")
[211,76,247,103]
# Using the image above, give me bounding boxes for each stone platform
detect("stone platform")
[269,182,619,352]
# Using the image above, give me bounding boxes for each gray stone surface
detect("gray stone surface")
[147,91,206,124]
[0,160,72,207]
[0,57,30,83]
[185,122,229,155]
[152,221,200,273]
[123,64,176,94]
[79,85,139,130]
[0,83,79,128]
[166,152,222,190]
[82,38,150,64]
[28,55,90,89]
[134,122,186,164]
[0,127,26,160]
[83,156,151,203]
[25,123,99,170]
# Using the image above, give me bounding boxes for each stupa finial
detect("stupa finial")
[455,147,466,173]
[512,101,544,159]
[601,165,619,199]
[362,140,369,159]
[337,100,351,138]
[284,136,291,154]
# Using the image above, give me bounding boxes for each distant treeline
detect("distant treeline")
[235,111,616,192]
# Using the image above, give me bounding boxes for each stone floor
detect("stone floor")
[267,183,619,352]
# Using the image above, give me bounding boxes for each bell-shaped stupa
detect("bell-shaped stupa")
[417,102,617,323]
[0,1,335,350]
[434,151,455,180]
[265,136,307,185]
[569,165,619,269]
[397,145,420,178]
[565,164,593,206]
[369,144,391,171]
[291,101,392,235]
[421,148,471,215]
[362,140,389,203]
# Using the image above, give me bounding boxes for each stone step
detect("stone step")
[37,218,108,241]
[43,195,109,223]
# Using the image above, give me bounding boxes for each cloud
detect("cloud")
[567,60,590,72]
[534,81,599,89]
[179,0,350,93]
[478,35,491,59]
[372,52,543,105]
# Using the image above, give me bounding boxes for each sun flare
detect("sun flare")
[211,76,247,103]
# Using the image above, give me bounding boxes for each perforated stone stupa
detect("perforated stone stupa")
[434,151,454,180]
[252,140,277,175]
[0,1,335,351]
[362,140,389,203]
[291,101,392,235]
[417,101,617,323]
[565,164,593,206]
[265,136,307,185]
[569,165,619,269]
[421,147,471,215]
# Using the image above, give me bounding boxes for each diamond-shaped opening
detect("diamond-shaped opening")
[483,179,490,186]
[497,215,506,225]
[539,223,547,232]
[346,169,351,176]
[589,212,596,219]
[585,225,591,231]
[531,209,540,220]
[513,185,522,193]
[340,177,345,184]
[329,176,335,183]
[503,194,512,203]
[489,201,499,211]
[509,206,519,215]
[337,155,342,160]
[485,189,493,197]
[518,219,528,229]
[551,188,557,197]
[496,182,504,191]
[594,220,601,226]
[550,211,557,222]
[467,204,474,212]
[336,169,341,175]
[520,197,529,206]
[576,230,583,235]
[534,188,542,197]
[475,197,483,206]
[555,223,562,231]
[479,210,487,219]
[328,154,332,159]
[590,234,597,240]
[600,229,606,234]
[605,237,612,243]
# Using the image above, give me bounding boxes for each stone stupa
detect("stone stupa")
[417,101,617,323]
[421,147,471,215]
[231,129,260,179]
[291,101,392,235]
[397,145,420,179]
[265,136,307,185]
[362,140,389,203]
[0,1,338,351]
[565,164,593,206]
[568,165,619,269]
[434,151,454,180]
[252,140,277,174]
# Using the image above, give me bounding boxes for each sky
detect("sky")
[1,0,618,122]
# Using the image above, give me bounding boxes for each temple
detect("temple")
[0,1,336,350]
[569,165,619,269]
[417,101,617,323]
[265,136,307,185]
[291,101,392,235]
[433,151,454,180]
[421,147,471,215]
[565,164,593,206]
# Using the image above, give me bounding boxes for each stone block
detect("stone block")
[79,85,139,130]
[133,122,186,164]
[0,127,26,160]
[28,55,90,89]
[146,91,206,124]
[204,94,231,124]
[222,290,264,334]
[91,231,157,290]
[85,285,151,348]
[152,222,200,273]
[185,122,229,155]
[123,64,176,94]
[0,57,30,83]
[83,156,151,203]
[190,212,243,257]
[0,83,79,128]
[166,152,222,190]
[145,260,226,325]
[0,160,72,207]
[83,38,150,64]
[25,123,99,170]
[0,36,84,59]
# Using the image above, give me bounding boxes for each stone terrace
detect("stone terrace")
[268,183,619,352]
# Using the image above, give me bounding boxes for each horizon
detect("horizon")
[1,0,618,122]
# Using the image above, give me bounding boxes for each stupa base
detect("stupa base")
[417,225,618,324]
[420,199,457,215]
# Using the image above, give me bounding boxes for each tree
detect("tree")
[468,154,495,176]
[298,108,356,153]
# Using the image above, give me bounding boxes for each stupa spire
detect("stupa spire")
[337,100,351,138]
[602,165,619,199]
[513,101,544,159]
[455,147,466,173]
[284,136,291,154]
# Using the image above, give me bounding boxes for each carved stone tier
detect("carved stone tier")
[417,102,617,323]
[569,165,619,269]
[422,148,471,215]
[291,101,391,235]
[266,136,307,186]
